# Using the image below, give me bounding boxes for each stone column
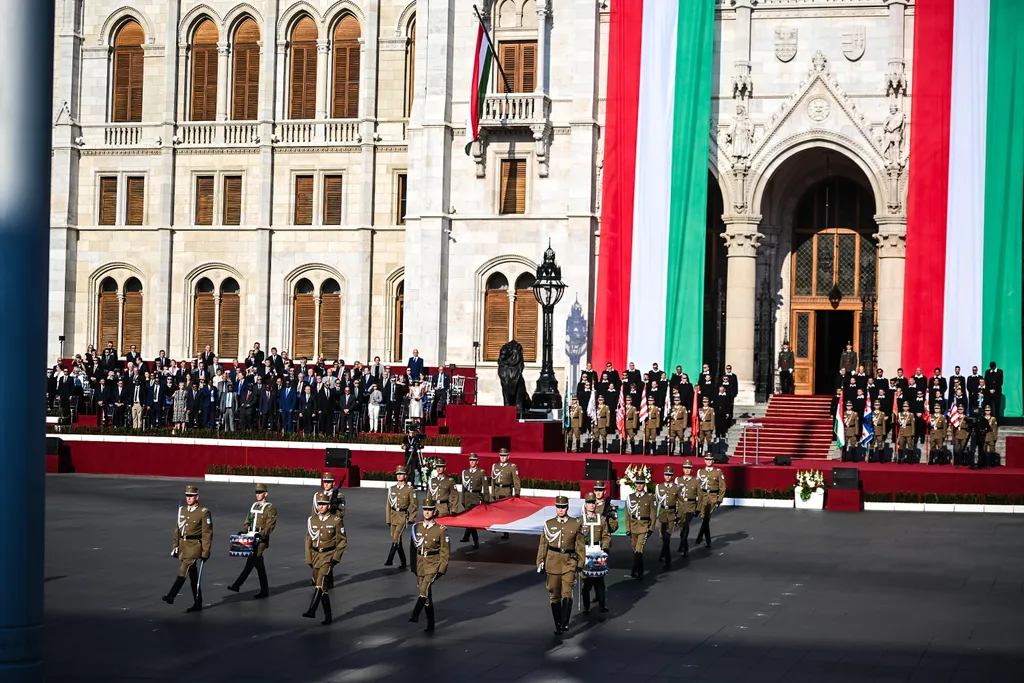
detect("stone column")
[313,294,322,359]
[315,38,330,120]
[722,216,763,404]
[536,0,550,94]
[359,2,380,229]
[732,0,754,100]
[216,42,230,121]
[254,0,280,348]
[155,2,182,354]
[875,217,906,376]
[275,39,288,121]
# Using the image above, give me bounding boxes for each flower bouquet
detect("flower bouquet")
[794,469,825,502]
[618,464,652,499]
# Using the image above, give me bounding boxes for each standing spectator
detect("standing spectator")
[125,344,142,369]
[219,381,237,432]
[298,384,317,433]
[252,342,265,368]
[95,377,110,425]
[434,367,449,418]
[241,379,258,430]
[154,349,171,371]
[407,349,425,382]
[268,347,284,376]
[408,379,425,425]
[316,377,332,434]
[368,384,383,432]
[985,361,1004,417]
[131,377,146,429]
[339,385,358,435]
[112,379,130,427]
[279,380,297,433]
[369,356,383,388]
[163,377,175,427]
[172,381,189,433]
[149,375,167,428]
[259,379,278,430]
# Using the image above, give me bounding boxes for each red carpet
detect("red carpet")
[735,394,835,460]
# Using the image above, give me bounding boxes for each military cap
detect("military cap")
[683,460,693,468]
[184,485,199,495]
[985,405,992,411]
[704,453,714,460]
[846,401,853,406]
[634,472,647,483]
[703,396,710,402]
[422,498,437,510]
[903,402,910,408]
[584,492,597,503]
[254,483,268,493]
[554,495,569,507]
[323,472,336,482]
[499,448,510,456]
[395,465,407,475]
[664,465,674,475]
[434,458,446,467]
[593,480,606,489]
[468,453,479,461]
[314,492,332,505]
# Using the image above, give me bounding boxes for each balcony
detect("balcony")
[276,120,361,146]
[479,92,551,129]
[177,122,260,147]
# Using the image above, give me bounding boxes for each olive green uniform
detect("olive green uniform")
[490,462,521,500]
[698,406,715,452]
[228,499,276,595]
[626,488,654,578]
[578,509,613,613]
[929,414,948,459]
[871,413,888,459]
[654,480,681,567]
[644,407,661,453]
[843,409,859,459]
[384,482,417,567]
[568,405,584,451]
[412,521,450,598]
[166,503,212,610]
[896,410,915,462]
[674,475,702,554]
[696,466,726,547]
[303,510,346,624]
[537,513,585,632]
[312,487,345,520]
[624,406,639,448]
[594,404,611,452]
[459,465,487,546]
[984,415,998,453]
[427,474,459,517]
[594,499,619,534]
[669,406,689,454]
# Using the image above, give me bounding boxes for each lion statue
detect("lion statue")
[497,340,531,417]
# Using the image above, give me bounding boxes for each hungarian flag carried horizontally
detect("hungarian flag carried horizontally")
[834,400,846,448]
[615,385,625,436]
[465,19,494,155]
[435,496,628,536]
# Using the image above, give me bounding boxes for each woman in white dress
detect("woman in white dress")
[408,380,424,422]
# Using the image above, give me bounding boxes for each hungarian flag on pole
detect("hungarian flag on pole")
[834,400,846,449]
[615,385,625,436]
[638,385,649,423]
[465,20,494,155]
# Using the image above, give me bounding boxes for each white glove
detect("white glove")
[537,562,545,573]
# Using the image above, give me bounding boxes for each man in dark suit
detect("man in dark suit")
[947,366,965,403]
[125,344,142,370]
[407,349,425,382]
[722,365,738,400]
[713,385,733,441]
[433,367,450,418]
[298,384,317,433]
[55,368,74,415]
[338,385,358,435]
[624,362,642,391]
[240,379,258,430]
[279,380,297,432]
[316,379,333,434]
[154,350,172,371]
[985,362,1004,417]
[198,345,215,372]
[893,368,909,394]
[966,365,982,398]
[111,379,130,428]
[929,367,947,398]
[148,374,166,428]
[384,375,406,432]
[267,347,285,376]
[251,342,265,368]
[95,378,111,426]
[581,362,598,388]
[603,362,621,391]
[259,380,278,430]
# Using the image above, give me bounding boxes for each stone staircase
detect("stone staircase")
[734,394,836,461]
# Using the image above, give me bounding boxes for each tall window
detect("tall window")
[483,273,509,362]
[112,21,144,122]
[406,20,416,116]
[294,175,314,225]
[223,176,242,225]
[195,176,215,225]
[323,175,343,225]
[498,41,537,93]
[292,279,316,359]
[232,18,260,120]
[126,177,145,225]
[332,15,361,118]
[289,17,318,119]
[396,173,408,225]
[319,279,342,359]
[190,19,219,120]
[393,281,404,361]
[98,278,120,347]
[122,278,143,353]
[219,278,240,359]
[99,177,118,225]
[513,273,538,362]
[500,159,526,214]
[193,278,216,354]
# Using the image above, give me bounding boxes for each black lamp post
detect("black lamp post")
[531,243,566,414]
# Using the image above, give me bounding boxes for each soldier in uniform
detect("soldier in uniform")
[459,453,486,548]
[312,472,344,588]
[668,398,689,456]
[426,458,459,518]
[623,396,639,453]
[842,401,859,462]
[385,465,417,568]
[592,481,618,533]
[227,483,276,598]
[928,405,949,465]
[626,472,654,580]
[567,397,585,452]
[537,495,586,633]
[870,402,888,463]
[896,401,915,464]
[674,461,702,556]
[983,405,999,468]
[697,396,715,457]
[695,455,726,549]
[409,498,450,633]
[163,485,212,612]
[953,410,970,467]
[490,448,521,539]
[840,341,858,376]
[593,395,610,453]
[578,492,613,614]
[654,466,681,569]
[777,341,795,394]
[304,492,346,625]
[643,397,661,455]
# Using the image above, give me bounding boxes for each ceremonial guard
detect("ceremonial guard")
[567,397,585,452]
[459,453,487,547]
[312,472,345,520]
[227,483,276,598]
[697,396,715,456]
[674,461,702,555]
[695,455,725,548]
[983,405,998,468]
[842,401,859,462]
[593,396,610,453]
[384,465,417,568]
[840,342,858,375]
[409,498,450,633]
[578,492,613,614]
[623,397,639,452]
[643,398,661,454]
[304,492,346,625]
[668,399,689,456]
[163,485,212,612]
[928,406,949,465]
[537,495,586,634]
[954,409,970,467]
[896,402,915,464]
[626,472,654,580]
[870,402,888,463]
[654,466,681,569]
[490,448,521,539]
[777,341,795,394]
[592,481,618,533]
[426,458,459,517]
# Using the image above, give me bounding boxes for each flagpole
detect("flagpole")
[472,4,514,96]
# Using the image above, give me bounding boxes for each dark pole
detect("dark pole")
[0,1,53,680]
[531,245,565,414]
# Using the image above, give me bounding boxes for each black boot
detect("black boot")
[409,596,425,623]
[396,542,408,569]
[424,602,435,633]
[550,602,562,635]
[460,530,471,543]
[629,551,638,578]
[596,581,609,612]
[635,552,644,580]
[320,593,333,625]
[186,569,203,612]
[582,583,591,613]
[560,597,573,632]
[663,540,672,570]
[162,576,185,604]
[254,557,269,598]
[302,589,322,618]
[471,529,479,549]
[229,557,255,592]
[385,543,398,566]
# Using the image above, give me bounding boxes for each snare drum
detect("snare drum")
[229,533,258,557]
[582,548,609,578]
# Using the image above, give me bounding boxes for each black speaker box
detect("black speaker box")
[325,447,351,469]
[832,467,860,490]
[713,452,729,464]
[585,458,612,481]
[46,437,63,456]
[773,455,791,466]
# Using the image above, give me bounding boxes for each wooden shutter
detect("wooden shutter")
[218,292,240,359]
[498,41,537,93]
[514,290,538,362]
[98,292,120,348]
[190,48,217,120]
[99,177,118,225]
[125,176,144,225]
[232,19,260,120]
[122,290,143,353]
[393,284,404,362]
[521,43,536,94]
[113,21,144,123]
[319,294,341,359]
[292,293,316,358]
[483,289,509,362]
[294,175,314,224]
[289,17,318,119]
[193,292,216,354]
[500,160,525,214]
[195,176,214,225]
[223,176,242,225]
[499,43,517,94]
[332,17,360,119]
[323,175,343,225]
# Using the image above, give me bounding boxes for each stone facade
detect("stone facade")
[50,0,914,404]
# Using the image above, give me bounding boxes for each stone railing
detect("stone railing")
[480,92,551,126]
[178,122,260,147]
[277,119,361,145]
[102,123,145,146]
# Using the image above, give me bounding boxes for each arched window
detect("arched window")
[112,21,144,122]
[483,273,509,362]
[332,15,360,118]
[231,18,260,120]
[292,279,316,358]
[219,278,240,359]
[393,281,404,361]
[405,19,415,116]
[319,279,342,359]
[193,278,216,355]
[289,17,318,119]
[122,277,144,353]
[513,273,538,362]
[190,19,219,120]
[98,277,120,348]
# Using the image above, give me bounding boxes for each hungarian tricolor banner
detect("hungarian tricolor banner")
[435,497,627,536]
[834,401,846,449]
[465,19,494,155]
[902,0,1023,417]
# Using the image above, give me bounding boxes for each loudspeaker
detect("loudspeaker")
[46,437,63,456]
[832,467,860,490]
[325,448,351,469]
[585,458,612,481]
[773,456,791,466]
[713,452,729,464]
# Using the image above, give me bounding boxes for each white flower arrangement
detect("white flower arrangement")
[794,469,825,502]
[618,464,652,493]
[420,456,441,490]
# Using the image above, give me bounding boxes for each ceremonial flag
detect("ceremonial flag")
[691,384,700,448]
[435,496,627,536]
[638,384,649,423]
[948,401,963,429]
[860,402,874,446]
[615,385,625,436]
[562,388,570,431]
[587,388,597,423]
[465,15,495,155]
[834,400,846,448]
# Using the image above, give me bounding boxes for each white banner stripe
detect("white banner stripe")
[627,0,679,369]
[486,499,585,533]
[942,0,989,371]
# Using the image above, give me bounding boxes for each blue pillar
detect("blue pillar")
[0,1,54,681]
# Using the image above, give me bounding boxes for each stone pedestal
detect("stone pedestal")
[875,220,906,376]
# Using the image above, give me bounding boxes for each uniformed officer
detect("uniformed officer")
[840,341,858,376]
[674,461,701,555]
[426,458,459,518]
[304,492,346,625]
[578,492,613,614]
[870,402,888,463]
[928,405,949,465]
[227,483,276,598]
[592,481,618,534]
[626,472,654,580]
[409,498,450,633]
[593,396,611,453]
[385,465,417,568]
[163,485,212,613]
[643,398,661,454]
[695,455,726,548]
[654,466,681,569]
[623,396,639,452]
[983,405,999,468]
[567,397,585,452]
[896,401,915,464]
[953,411,970,467]
[778,341,795,394]
[668,399,689,456]
[537,495,585,634]
[843,401,859,462]
[459,453,487,548]
[312,472,344,588]
[491,448,521,539]
[697,396,715,456]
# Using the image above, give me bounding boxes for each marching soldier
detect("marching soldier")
[695,455,725,549]
[777,341,795,394]
[896,401,915,464]
[592,481,618,533]
[983,405,999,468]
[842,401,859,462]
[674,461,701,556]
[870,402,888,463]
[426,458,459,518]
[697,396,715,456]
[928,405,949,465]
[840,341,858,376]
[312,472,345,520]
[643,397,661,455]
[567,397,585,452]
[623,396,639,453]
[227,483,276,598]
[459,453,486,548]
[490,448,521,539]
[384,465,417,569]
[303,492,346,625]
[163,485,212,613]
[409,498,450,633]
[668,398,689,456]
[654,466,680,569]
[626,472,654,580]
[578,492,613,614]
[593,396,610,453]
[537,495,586,634]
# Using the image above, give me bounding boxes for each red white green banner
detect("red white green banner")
[465,19,493,155]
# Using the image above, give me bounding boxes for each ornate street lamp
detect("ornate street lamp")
[530,243,566,414]
[564,296,587,393]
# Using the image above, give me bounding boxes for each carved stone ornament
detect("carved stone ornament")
[732,61,753,101]
[807,97,832,122]
[875,231,906,259]
[722,230,763,258]
[842,26,866,62]
[882,104,906,168]
[472,131,488,178]
[531,123,553,178]
[775,27,797,62]
[885,58,907,100]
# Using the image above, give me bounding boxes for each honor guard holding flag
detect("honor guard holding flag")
[163,485,213,612]
[698,396,715,456]
[537,495,586,634]
[928,405,949,465]
[459,453,487,548]
[668,398,689,456]
[385,465,417,569]
[304,492,346,625]
[644,398,662,454]
[227,483,276,598]
[491,448,521,539]
[870,401,888,462]
[427,458,459,517]
[623,396,639,452]
[568,397,585,452]
[897,402,915,464]
[578,492,613,614]
[654,466,681,569]
[695,455,726,548]
[626,472,654,580]
[594,396,611,453]
[409,498,450,633]
[842,401,859,462]
[674,461,701,556]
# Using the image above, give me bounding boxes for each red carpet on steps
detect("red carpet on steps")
[735,394,835,460]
